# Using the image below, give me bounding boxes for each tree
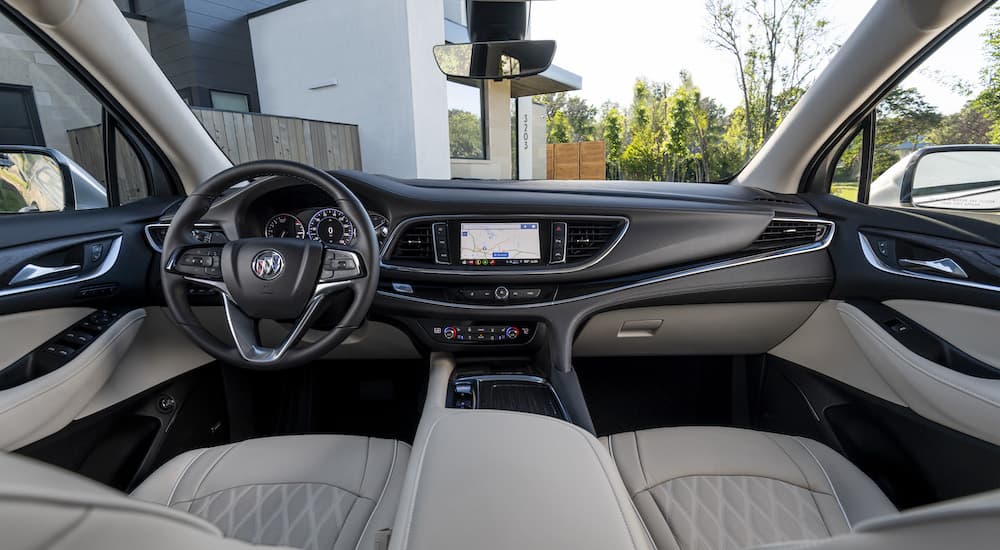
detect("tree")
[929,100,992,145]
[539,92,598,142]
[448,109,483,158]
[602,107,625,179]
[976,7,1000,141]
[873,87,941,176]
[706,0,832,157]
[548,111,572,143]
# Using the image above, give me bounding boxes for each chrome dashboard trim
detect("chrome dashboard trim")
[858,233,999,293]
[377,218,835,308]
[379,214,630,276]
[0,235,123,298]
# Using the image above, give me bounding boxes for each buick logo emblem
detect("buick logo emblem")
[252,250,284,280]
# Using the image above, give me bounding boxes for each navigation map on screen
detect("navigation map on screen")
[460,222,541,266]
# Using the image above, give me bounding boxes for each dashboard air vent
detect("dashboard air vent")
[747,219,828,252]
[391,224,434,262]
[566,221,622,262]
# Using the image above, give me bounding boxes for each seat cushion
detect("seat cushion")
[132,435,409,550]
[605,427,896,550]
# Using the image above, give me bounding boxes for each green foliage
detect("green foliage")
[603,107,625,179]
[872,88,941,177]
[706,0,832,162]
[548,111,572,144]
[448,109,483,159]
[976,7,1000,143]
[929,100,993,145]
[540,92,598,142]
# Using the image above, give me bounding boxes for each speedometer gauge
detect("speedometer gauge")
[307,208,356,245]
[264,214,305,239]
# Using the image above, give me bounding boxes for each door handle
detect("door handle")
[898,257,968,279]
[9,263,82,285]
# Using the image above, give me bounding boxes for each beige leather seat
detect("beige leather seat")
[132,435,409,550]
[604,427,896,550]
[0,434,408,550]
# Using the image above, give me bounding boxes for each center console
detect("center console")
[391,353,654,550]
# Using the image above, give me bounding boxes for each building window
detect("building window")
[210,90,250,113]
[447,79,486,159]
[443,0,468,26]
[113,0,136,14]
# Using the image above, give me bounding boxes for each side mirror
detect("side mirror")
[0,146,106,214]
[433,40,556,80]
[907,147,1000,210]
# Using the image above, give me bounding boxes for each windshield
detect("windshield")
[71,0,988,185]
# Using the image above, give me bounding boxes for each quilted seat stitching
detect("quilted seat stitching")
[633,473,835,499]
[183,481,360,550]
[170,481,372,505]
[647,475,832,550]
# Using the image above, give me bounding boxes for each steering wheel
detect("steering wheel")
[160,160,379,369]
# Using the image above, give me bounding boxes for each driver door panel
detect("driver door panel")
[0,199,174,449]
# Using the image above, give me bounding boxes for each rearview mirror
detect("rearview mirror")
[0,146,106,214]
[433,40,556,80]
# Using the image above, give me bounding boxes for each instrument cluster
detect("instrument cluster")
[263,208,389,247]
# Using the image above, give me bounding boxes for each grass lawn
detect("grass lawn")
[831,181,859,202]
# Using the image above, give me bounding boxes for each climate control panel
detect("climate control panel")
[419,320,537,345]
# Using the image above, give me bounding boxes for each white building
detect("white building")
[248,0,581,180]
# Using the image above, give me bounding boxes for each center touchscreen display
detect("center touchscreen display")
[459,222,541,266]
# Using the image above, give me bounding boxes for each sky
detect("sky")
[527,0,994,115]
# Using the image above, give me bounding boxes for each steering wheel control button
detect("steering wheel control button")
[494,286,510,300]
[170,247,224,279]
[320,249,363,282]
[251,249,285,281]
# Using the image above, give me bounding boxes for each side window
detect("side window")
[0,10,150,214]
[832,131,864,203]
[832,5,1000,212]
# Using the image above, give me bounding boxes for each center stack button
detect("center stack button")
[494,286,510,300]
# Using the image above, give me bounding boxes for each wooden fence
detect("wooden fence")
[191,108,362,170]
[66,109,363,203]
[546,141,606,180]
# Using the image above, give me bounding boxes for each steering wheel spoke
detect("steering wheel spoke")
[222,291,330,364]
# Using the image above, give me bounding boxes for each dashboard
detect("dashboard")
[149,170,838,369]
